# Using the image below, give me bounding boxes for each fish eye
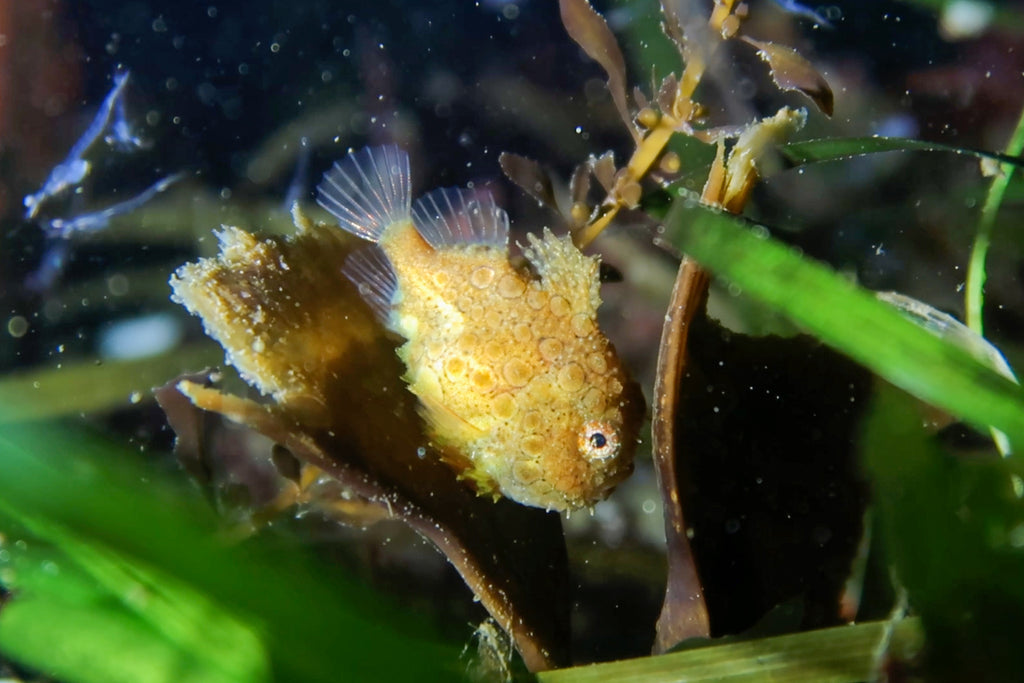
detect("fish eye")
[579,420,620,462]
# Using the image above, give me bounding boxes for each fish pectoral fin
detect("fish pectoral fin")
[415,393,486,441]
[342,245,398,325]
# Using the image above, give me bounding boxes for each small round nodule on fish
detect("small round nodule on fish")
[316,146,643,511]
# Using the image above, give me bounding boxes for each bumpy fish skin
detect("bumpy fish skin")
[317,146,642,511]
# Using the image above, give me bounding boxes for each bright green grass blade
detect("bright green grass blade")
[0,344,222,423]
[0,421,463,682]
[781,136,1024,168]
[662,200,1024,452]
[538,617,923,682]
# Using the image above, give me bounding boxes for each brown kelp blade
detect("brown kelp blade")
[164,213,570,671]
[499,152,562,216]
[559,0,637,139]
[651,256,711,652]
[741,37,834,117]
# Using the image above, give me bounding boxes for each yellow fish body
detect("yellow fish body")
[317,146,642,511]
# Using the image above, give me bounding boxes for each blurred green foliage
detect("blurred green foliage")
[863,384,1024,680]
[0,420,462,682]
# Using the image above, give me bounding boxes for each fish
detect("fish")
[316,146,644,511]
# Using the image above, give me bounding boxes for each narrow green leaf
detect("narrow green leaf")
[965,103,1024,333]
[662,201,1024,451]
[0,344,222,423]
[538,617,923,682]
[781,136,1024,169]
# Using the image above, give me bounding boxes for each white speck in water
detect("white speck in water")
[130,391,143,404]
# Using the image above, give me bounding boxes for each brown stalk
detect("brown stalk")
[651,256,712,652]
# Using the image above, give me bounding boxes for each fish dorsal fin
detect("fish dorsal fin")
[342,245,399,325]
[523,228,601,311]
[316,145,411,243]
[412,186,509,250]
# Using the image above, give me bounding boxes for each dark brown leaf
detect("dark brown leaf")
[591,151,617,192]
[167,216,571,671]
[154,368,219,488]
[652,257,711,653]
[741,37,834,117]
[499,152,561,216]
[657,73,679,117]
[559,0,637,139]
[633,85,649,111]
[659,0,688,55]
[570,161,592,209]
[155,369,288,518]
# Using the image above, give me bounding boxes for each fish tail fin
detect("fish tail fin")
[316,145,411,242]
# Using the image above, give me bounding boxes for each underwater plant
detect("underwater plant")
[3,0,1024,681]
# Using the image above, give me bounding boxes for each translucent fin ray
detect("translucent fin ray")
[316,145,411,242]
[412,186,509,250]
[342,245,399,324]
